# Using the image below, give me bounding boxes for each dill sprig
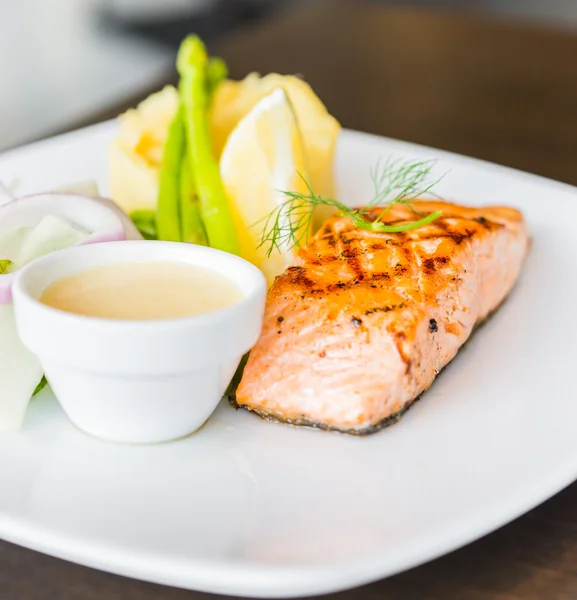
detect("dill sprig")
[257,156,446,258]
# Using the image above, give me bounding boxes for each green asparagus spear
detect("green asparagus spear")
[207,57,228,97]
[179,149,208,245]
[130,209,157,240]
[156,105,185,242]
[177,54,225,246]
[177,35,241,256]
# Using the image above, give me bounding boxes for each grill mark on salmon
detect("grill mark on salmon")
[234,200,529,434]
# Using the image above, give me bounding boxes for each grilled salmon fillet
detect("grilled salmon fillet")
[234,201,529,434]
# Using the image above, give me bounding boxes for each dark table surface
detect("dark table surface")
[4,2,577,599]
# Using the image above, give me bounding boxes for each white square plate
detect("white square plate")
[0,122,575,598]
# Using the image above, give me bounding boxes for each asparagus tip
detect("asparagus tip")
[176,34,207,75]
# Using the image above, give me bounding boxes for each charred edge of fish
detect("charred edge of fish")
[365,303,405,316]
[342,247,362,259]
[332,279,359,292]
[474,216,503,230]
[314,253,342,266]
[370,272,391,281]
[227,395,427,436]
[451,234,468,245]
[422,255,450,274]
[227,288,519,436]
[342,249,365,281]
[338,232,352,245]
[298,275,316,288]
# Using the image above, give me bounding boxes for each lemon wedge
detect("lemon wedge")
[219,88,309,286]
[211,73,341,201]
[109,73,341,230]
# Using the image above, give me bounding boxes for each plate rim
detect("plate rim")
[3,119,576,197]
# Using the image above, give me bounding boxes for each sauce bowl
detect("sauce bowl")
[12,241,267,443]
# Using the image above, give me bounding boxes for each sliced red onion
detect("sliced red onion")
[0,193,142,304]
[90,196,142,241]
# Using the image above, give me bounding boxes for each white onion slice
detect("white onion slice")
[0,305,43,432]
[51,181,141,240]
[0,182,14,206]
[91,196,142,241]
[0,190,143,431]
[53,180,101,198]
[0,192,141,304]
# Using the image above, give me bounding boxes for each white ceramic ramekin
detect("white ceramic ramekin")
[12,240,267,444]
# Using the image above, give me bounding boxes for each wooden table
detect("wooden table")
[3,2,577,598]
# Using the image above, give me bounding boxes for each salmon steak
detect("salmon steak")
[234,201,529,434]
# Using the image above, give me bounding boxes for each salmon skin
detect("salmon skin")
[234,201,529,434]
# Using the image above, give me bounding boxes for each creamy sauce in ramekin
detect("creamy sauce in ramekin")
[39,262,242,320]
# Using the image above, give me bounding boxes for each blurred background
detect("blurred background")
[2,0,577,152]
